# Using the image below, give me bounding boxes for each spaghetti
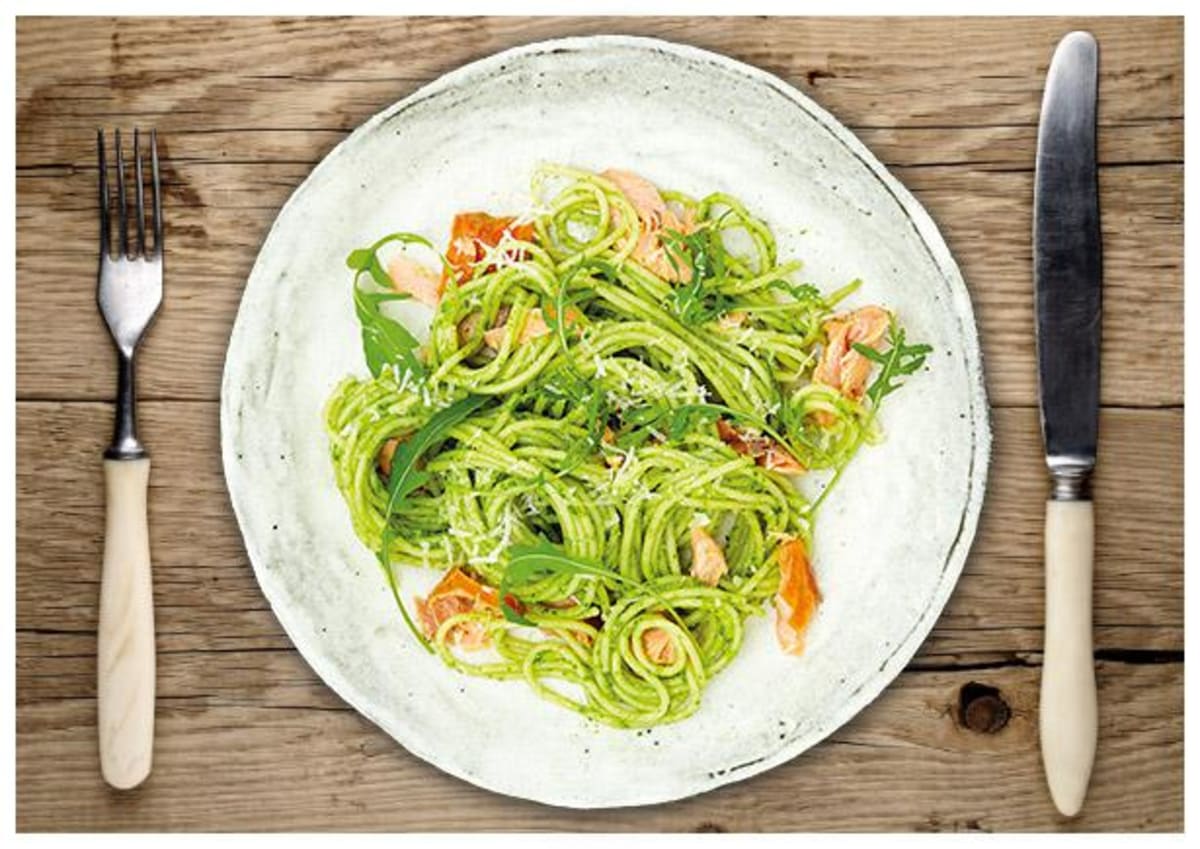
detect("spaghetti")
[324,165,929,727]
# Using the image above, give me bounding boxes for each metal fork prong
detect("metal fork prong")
[115,129,129,258]
[134,129,146,257]
[150,130,163,255]
[97,130,110,257]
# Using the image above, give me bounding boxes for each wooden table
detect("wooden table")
[16,16,1182,832]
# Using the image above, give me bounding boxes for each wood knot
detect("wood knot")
[694,822,727,833]
[958,681,1010,734]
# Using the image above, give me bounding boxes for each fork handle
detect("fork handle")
[1039,499,1097,817]
[98,457,155,789]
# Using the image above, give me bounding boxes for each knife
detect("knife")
[1034,31,1102,818]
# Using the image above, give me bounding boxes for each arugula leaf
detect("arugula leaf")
[627,403,725,442]
[667,405,723,441]
[545,285,588,357]
[498,539,693,636]
[809,320,931,515]
[347,232,442,379]
[534,257,621,475]
[498,538,621,625]
[383,393,489,515]
[622,404,667,427]
[619,401,790,452]
[353,286,425,379]
[614,402,673,448]
[549,376,612,476]
[852,322,933,407]
[543,258,615,355]
[346,246,393,291]
[528,259,623,473]
[661,228,735,326]
[767,279,823,303]
[376,393,490,650]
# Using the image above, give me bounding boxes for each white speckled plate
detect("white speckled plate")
[221,35,990,808]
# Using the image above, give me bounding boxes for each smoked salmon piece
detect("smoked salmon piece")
[689,525,728,587]
[716,419,805,475]
[415,567,501,650]
[377,437,400,478]
[761,444,806,475]
[602,169,696,282]
[445,212,536,284]
[641,627,677,665]
[387,255,444,307]
[480,304,583,350]
[813,305,891,401]
[773,537,821,655]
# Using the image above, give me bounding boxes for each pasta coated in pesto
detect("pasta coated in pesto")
[324,165,929,727]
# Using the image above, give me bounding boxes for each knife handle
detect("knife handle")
[1039,498,1097,817]
[98,457,156,790]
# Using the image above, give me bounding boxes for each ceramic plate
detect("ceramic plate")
[221,35,990,808]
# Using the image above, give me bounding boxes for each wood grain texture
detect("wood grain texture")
[15,16,1182,407]
[15,15,1182,832]
[15,664,1182,832]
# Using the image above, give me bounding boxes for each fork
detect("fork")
[96,128,162,789]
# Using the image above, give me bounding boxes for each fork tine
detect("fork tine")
[134,129,146,257]
[150,129,163,256]
[115,129,128,257]
[97,130,110,257]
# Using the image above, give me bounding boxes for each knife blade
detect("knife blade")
[1036,31,1102,483]
[1034,30,1101,819]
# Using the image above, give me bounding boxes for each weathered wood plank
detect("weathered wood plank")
[16,17,1182,134]
[14,17,1183,407]
[16,402,1183,657]
[15,662,1182,831]
[13,162,1183,406]
[15,103,1183,171]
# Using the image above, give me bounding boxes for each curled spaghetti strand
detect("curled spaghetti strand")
[324,165,923,727]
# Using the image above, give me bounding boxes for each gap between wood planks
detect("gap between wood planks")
[12,627,1184,670]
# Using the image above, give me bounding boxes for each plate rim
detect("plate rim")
[220,33,992,808]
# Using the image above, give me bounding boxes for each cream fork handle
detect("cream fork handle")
[1039,499,1097,816]
[98,457,155,789]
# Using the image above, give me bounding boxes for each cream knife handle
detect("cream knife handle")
[1040,498,1096,817]
[98,457,155,789]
